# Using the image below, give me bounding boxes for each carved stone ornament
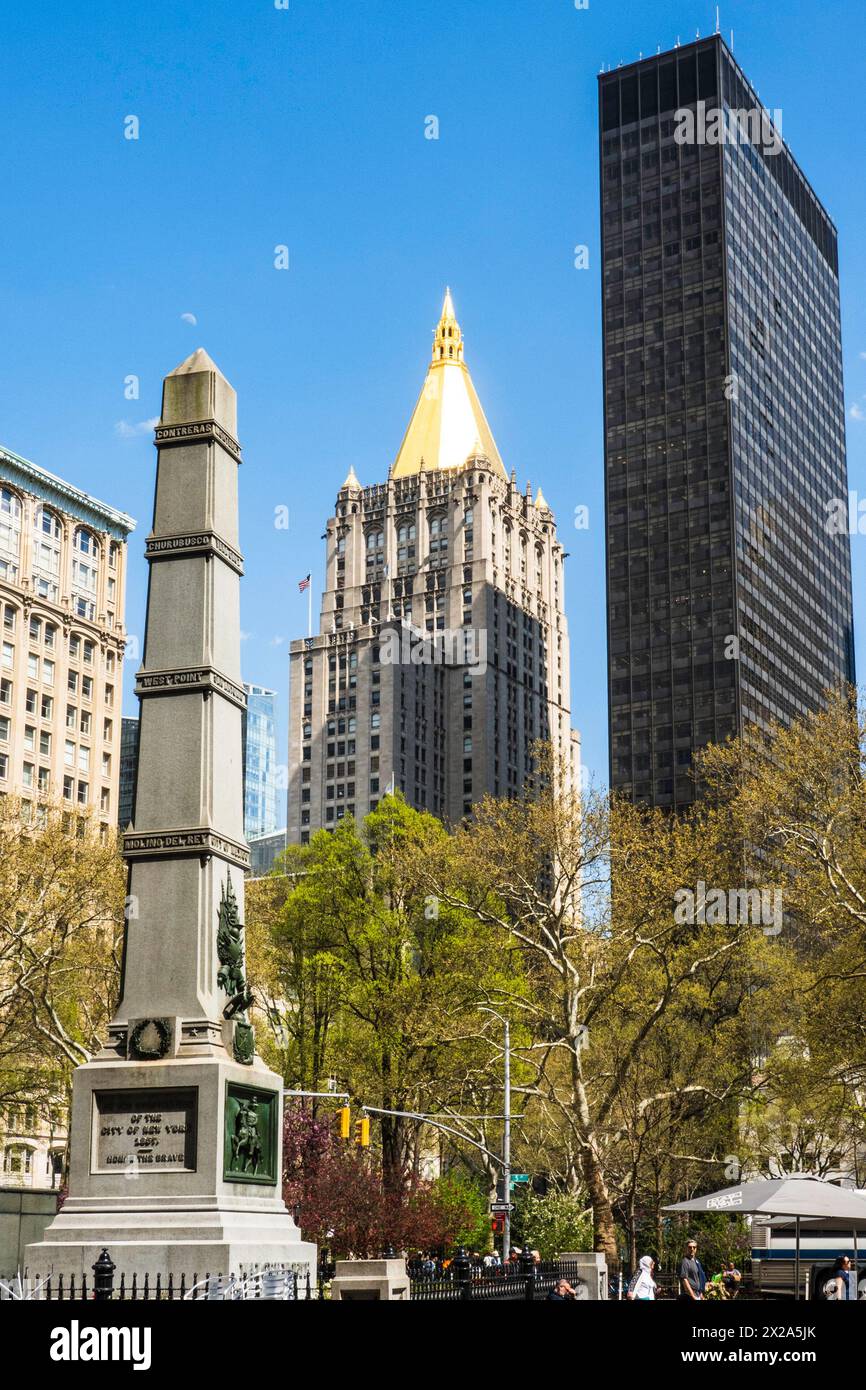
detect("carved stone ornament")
[216,874,254,1019]
[233,1019,256,1066]
[128,1018,171,1060]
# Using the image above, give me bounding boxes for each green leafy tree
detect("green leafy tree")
[248,796,523,1193]
[511,1188,593,1259]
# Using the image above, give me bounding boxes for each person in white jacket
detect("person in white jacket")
[626,1255,658,1301]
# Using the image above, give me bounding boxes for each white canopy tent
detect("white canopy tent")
[663,1177,866,1299]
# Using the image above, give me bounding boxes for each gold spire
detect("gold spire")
[534,484,551,513]
[392,290,506,479]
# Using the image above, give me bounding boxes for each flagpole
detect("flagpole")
[307,579,312,639]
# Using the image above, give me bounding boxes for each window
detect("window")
[22,763,34,788]
[0,754,7,780]
[69,635,81,661]
[102,752,111,777]
[3,605,15,633]
[3,1145,33,1176]
[80,710,91,735]
[64,740,75,767]
[32,507,62,601]
[78,745,90,773]
[2,643,13,669]
[29,616,42,643]
[44,624,56,649]
[81,675,93,701]
[39,732,51,758]
[397,520,416,573]
[77,781,88,806]
[40,694,52,720]
[428,513,448,562]
[23,726,35,752]
[63,775,73,801]
[83,641,94,664]
[27,654,39,679]
[0,489,22,583]
[72,528,99,620]
[42,659,54,687]
[0,679,11,705]
[105,684,114,707]
[100,787,110,813]
[0,717,8,742]
[38,767,49,793]
[365,529,385,575]
[25,688,36,714]
[66,705,77,730]
[103,718,112,741]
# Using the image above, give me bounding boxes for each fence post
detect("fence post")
[92,1249,116,1302]
[519,1243,535,1301]
[452,1247,473,1301]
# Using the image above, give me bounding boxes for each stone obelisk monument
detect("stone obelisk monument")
[28,350,315,1279]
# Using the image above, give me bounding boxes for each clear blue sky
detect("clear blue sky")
[0,0,863,793]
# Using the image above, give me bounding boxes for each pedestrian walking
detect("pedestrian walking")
[626,1255,658,1301]
[678,1238,708,1302]
[822,1256,853,1301]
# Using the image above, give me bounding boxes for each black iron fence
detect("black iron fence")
[14,1250,316,1301]
[410,1247,593,1302]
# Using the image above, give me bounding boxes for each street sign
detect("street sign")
[510,1174,530,1185]
[491,1202,513,1213]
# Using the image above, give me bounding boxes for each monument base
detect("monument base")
[25,1207,316,1284]
[25,1052,316,1285]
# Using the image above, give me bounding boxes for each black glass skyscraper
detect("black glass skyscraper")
[599,35,855,809]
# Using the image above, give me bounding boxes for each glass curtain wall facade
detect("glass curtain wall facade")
[243,684,279,838]
[600,36,854,810]
[117,715,139,829]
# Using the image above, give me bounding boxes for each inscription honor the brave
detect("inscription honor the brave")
[92,1088,197,1173]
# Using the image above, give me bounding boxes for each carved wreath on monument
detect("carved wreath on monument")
[128,1017,171,1060]
[216,875,256,1064]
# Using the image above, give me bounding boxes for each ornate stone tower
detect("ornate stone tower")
[28,349,315,1280]
[287,292,580,842]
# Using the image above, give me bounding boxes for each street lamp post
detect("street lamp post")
[479,1007,512,1263]
[503,1018,511,1263]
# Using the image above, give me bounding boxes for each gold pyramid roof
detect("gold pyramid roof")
[392,291,506,479]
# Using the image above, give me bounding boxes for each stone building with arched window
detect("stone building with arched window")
[0,445,135,828]
[0,1098,67,1191]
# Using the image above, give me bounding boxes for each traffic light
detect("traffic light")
[337,1106,351,1141]
[354,1116,370,1148]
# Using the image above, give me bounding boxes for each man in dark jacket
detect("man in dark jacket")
[679,1239,707,1301]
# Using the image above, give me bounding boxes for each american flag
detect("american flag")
[298,574,311,593]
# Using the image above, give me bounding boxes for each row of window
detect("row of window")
[0,670,114,706]
[0,488,118,615]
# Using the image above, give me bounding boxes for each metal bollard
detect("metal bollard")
[92,1249,116,1302]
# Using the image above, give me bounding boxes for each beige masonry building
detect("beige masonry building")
[0,444,135,829]
[288,292,579,842]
